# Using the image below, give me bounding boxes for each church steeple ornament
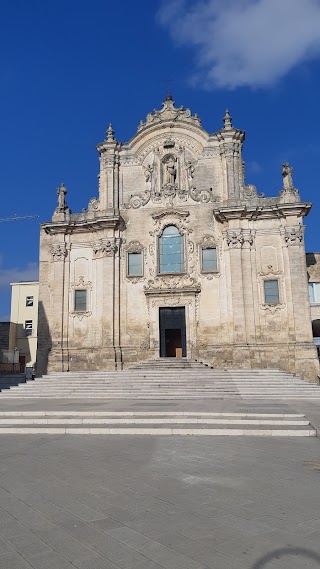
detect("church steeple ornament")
[106,123,115,142]
[223,108,232,130]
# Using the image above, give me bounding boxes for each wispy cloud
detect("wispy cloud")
[247,160,262,174]
[0,262,39,288]
[157,0,320,89]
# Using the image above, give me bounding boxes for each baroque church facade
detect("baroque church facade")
[37,96,320,383]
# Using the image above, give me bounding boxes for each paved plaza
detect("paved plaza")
[0,398,319,568]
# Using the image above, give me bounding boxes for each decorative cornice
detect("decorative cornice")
[42,213,121,235]
[214,202,311,222]
[152,210,190,221]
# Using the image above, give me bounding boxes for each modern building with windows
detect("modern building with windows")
[37,96,320,382]
[9,281,39,371]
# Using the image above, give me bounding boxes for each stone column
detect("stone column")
[224,229,246,344]
[113,155,120,210]
[61,239,71,371]
[50,241,68,371]
[223,143,236,199]
[281,225,320,380]
[281,226,312,342]
[97,124,120,211]
[113,237,122,369]
[241,230,257,344]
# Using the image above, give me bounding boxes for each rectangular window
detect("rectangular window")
[26,296,34,307]
[264,280,279,304]
[74,289,87,312]
[128,252,143,276]
[202,248,217,272]
[25,320,33,336]
[309,282,320,303]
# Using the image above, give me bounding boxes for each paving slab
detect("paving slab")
[0,398,318,567]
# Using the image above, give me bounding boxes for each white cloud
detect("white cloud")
[0,262,39,288]
[157,0,320,89]
[247,160,262,174]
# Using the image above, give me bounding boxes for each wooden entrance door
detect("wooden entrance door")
[159,307,186,358]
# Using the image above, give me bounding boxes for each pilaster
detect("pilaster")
[97,124,121,211]
[216,110,245,200]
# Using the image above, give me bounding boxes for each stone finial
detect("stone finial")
[106,123,115,142]
[223,109,232,130]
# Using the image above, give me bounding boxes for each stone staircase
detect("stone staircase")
[1,359,320,399]
[0,374,27,390]
[0,411,315,436]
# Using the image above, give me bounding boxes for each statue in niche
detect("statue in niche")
[186,161,195,180]
[282,162,294,189]
[163,155,177,184]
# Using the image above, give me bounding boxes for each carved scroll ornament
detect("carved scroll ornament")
[51,243,67,261]
[283,226,304,245]
[93,239,117,258]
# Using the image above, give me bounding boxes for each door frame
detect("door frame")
[159,306,187,357]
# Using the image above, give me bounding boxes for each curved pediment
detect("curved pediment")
[124,97,210,159]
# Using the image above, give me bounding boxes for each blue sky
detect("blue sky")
[1,0,320,320]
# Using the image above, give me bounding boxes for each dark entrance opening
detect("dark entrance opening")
[159,307,186,358]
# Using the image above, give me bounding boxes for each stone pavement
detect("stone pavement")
[0,400,319,567]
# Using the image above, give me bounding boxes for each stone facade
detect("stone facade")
[37,97,320,382]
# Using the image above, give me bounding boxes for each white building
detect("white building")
[9,281,39,370]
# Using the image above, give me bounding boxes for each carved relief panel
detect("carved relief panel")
[124,137,216,209]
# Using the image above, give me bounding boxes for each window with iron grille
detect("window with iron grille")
[25,320,33,336]
[26,296,34,307]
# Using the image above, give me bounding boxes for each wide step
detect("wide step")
[1,364,320,399]
[0,412,315,437]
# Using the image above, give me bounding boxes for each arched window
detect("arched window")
[159,226,184,274]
